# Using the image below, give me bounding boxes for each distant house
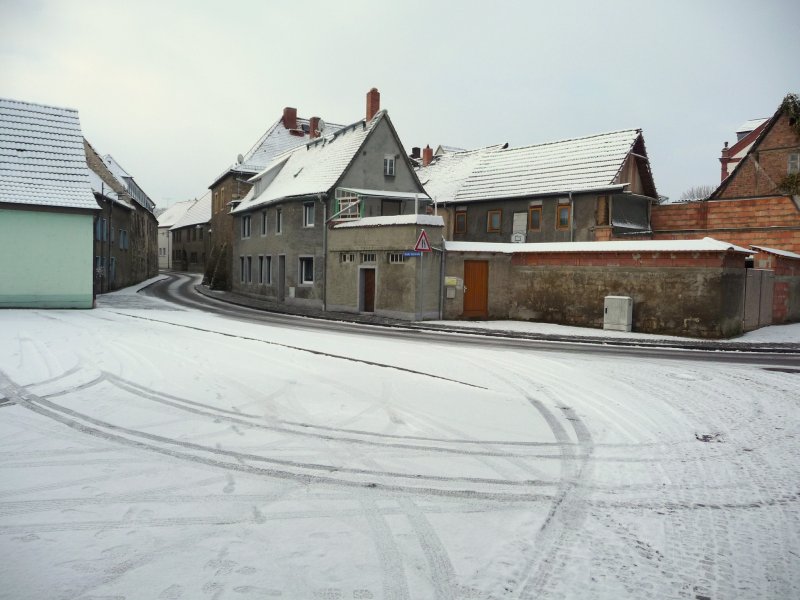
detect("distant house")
[0,98,98,308]
[84,140,158,291]
[170,192,211,273]
[206,104,344,289]
[230,88,430,311]
[652,93,800,253]
[417,129,658,244]
[157,200,194,269]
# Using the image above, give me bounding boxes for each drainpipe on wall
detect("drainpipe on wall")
[319,193,328,312]
[438,236,446,320]
[569,191,574,242]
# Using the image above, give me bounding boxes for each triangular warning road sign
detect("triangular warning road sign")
[414,229,432,252]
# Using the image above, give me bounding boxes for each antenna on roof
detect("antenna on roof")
[236,153,244,164]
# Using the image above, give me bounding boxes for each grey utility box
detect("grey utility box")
[604,296,633,332]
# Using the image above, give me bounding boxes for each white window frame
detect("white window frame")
[299,256,314,285]
[303,202,315,227]
[387,252,406,264]
[340,252,355,263]
[384,155,396,176]
[361,253,376,263]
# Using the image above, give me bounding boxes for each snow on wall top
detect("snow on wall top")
[751,245,800,260]
[0,97,97,210]
[211,116,345,186]
[171,191,211,229]
[454,129,643,203]
[334,214,445,229]
[416,145,505,205]
[233,112,384,213]
[445,237,751,255]
[158,199,195,228]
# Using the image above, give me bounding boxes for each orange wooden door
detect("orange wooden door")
[463,260,488,318]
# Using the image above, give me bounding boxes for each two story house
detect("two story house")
[230,89,430,311]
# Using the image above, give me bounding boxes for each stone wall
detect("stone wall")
[444,249,747,338]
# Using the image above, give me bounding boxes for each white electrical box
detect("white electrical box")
[604,296,633,332]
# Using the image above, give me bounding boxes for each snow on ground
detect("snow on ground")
[1,285,799,599]
[422,318,800,343]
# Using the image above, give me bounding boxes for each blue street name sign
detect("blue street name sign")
[403,251,422,257]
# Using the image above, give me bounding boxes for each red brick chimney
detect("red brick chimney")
[719,141,730,182]
[422,145,433,166]
[366,88,380,121]
[283,107,297,130]
[309,116,320,139]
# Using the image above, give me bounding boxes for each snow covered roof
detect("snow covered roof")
[170,191,211,229]
[454,129,648,203]
[0,97,97,210]
[445,237,751,254]
[86,168,132,209]
[736,118,768,135]
[210,116,345,187]
[333,214,444,229]
[751,245,800,260]
[338,188,430,200]
[435,144,467,156]
[158,199,195,228]
[417,145,505,204]
[101,154,155,213]
[233,112,385,213]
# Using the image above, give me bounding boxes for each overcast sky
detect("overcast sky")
[1,0,797,206]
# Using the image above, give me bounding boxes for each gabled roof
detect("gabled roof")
[233,111,388,213]
[210,116,344,188]
[101,154,155,213]
[736,118,768,138]
[435,144,467,156]
[710,94,797,200]
[0,97,97,210]
[170,191,211,229]
[453,129,651,203]
[416,145,506,204]
[158,199,195,228]
[751,245,800,260]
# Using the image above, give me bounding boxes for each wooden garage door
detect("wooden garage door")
[463,260,488,319]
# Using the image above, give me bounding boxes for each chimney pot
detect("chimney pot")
[366,87,380,121]
[309,116,320,139]
[283,107,297,130]
[422,145,433,167]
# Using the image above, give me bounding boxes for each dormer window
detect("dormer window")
[384,155,396,176]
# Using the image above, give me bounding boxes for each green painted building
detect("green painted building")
[0,98,99,308]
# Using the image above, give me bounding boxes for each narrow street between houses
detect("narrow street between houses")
[1,282,799,599]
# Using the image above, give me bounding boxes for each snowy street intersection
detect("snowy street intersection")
[1,288,799,599]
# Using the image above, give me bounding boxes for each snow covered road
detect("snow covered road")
[1,289,799,599]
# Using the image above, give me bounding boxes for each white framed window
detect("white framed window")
[789,153,800,175]
[340,252,355,263]
[303,202,315,227]
[299,256,314,284]
[258,255,264,284]
[387,252,406,264]
[384,155,396,176]
[241,215,251,238]
[265,256,272,285]
[276,208,282,234]
[239,256,245,283]
[361,253,376,263]
[261,211,267,236]
[334,189,360,220]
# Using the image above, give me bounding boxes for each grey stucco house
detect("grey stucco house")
[230,93,430,311]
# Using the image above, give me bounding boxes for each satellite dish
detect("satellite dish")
[236,153,244,164]
[317,119,326,134]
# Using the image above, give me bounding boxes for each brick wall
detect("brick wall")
[754,251,800,322]
[651,195,800,254]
